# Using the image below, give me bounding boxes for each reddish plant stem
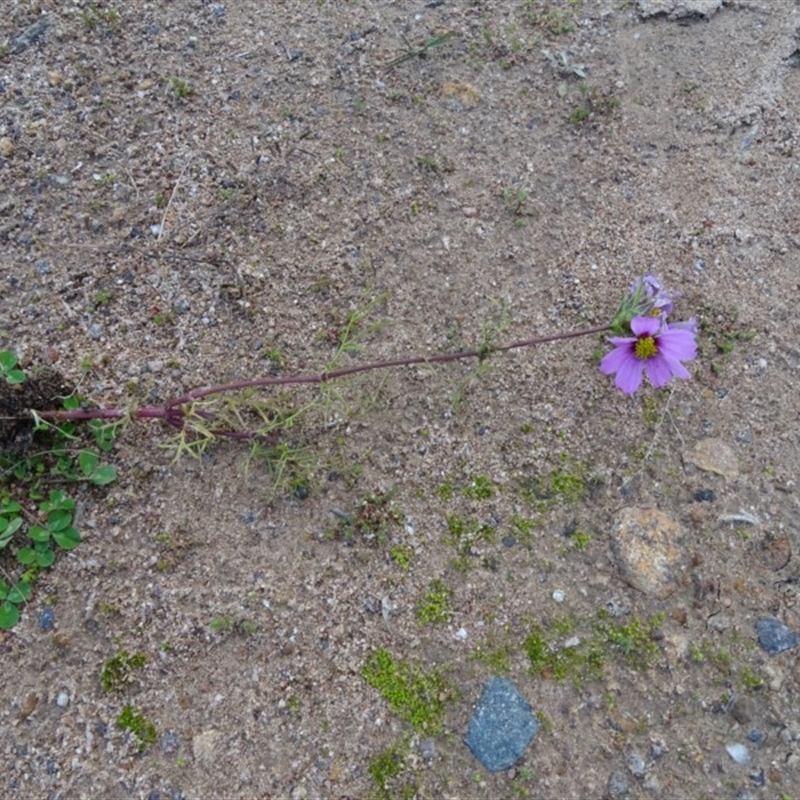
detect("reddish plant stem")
[34,324,610,425]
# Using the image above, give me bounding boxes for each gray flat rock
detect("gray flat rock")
[465,677,539,772]
[637,0,723,20]
[8,17,50,55]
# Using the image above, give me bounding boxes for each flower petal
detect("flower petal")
[600,344,635,376]
[669,318,698,335]
[614,355,645,394]
[630,315,660,337]
[644,355,673,388]
[657,327,697,361]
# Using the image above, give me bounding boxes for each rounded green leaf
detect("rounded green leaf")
[8,581,32,603]
[0,350,18,371]
[0,516,23,539]
[79,450,99,476]
[91,465,117,486]
[47,510,73,531]
[54,526,81,550]
[0,601,20,630]
[0,522,20,549]
[29,525,51,543]
[35,547,56,567]
[46,490,74,510]
[17,547,36,565]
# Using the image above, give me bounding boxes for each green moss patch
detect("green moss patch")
[362,648,450,732]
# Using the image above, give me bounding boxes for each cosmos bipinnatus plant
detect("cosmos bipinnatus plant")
[0,275,696,629]
[1,275,697,450]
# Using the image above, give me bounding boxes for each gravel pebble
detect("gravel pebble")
[626,750,647,778]
[756,617,799,655]
[606,770,630,798]
[725,743,750,764]
[9,17,50,54]
[747,729,765,745]
[38,607,55,631]
[464,677,539,772]
[730,695,756,725]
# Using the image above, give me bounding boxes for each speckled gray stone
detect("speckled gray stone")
[464,677,539,772]
[636,0,723,21]
[756,617,799,656]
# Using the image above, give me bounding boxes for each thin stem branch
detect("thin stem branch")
[166,323,611,408]
[32,323,611,426]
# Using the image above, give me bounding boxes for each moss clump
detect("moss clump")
[101,650,147,694]
[433,481,454,501]
[593,609,663,670]
[445,514,496,557]
[368,746,404,796]
[415,579,453,624]
[549,469,586,503]
[523,611,664,683]
[461,475,495,500]
[362,648,449,732]
[523,624,605,683]
[517,465,588,511]
[739,665,763,690]
[329,490,402,545]
[470,639,512,673]
[116,704,157,752]
[390,545,413,571]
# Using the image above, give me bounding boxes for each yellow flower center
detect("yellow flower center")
[634,336,658,360]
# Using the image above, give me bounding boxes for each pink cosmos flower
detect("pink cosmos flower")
[630,274,676,319]
[600,315,697,394]
[610,274,677,335]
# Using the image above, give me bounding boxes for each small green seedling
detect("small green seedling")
[0,577,32,629]
[79,3,121,33]
[0,351,25,384]
[0,496,24,549]
[0,363,117,629]
[385,30,456,71]
[209,615,259,636]
[17,490,81,569]
[170,77,195,99]
[543,48,587,78]
[504,187,532,224]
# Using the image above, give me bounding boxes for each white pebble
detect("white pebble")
[725,743,750,764]
[552,589,565,603]
[56,692,70,707]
